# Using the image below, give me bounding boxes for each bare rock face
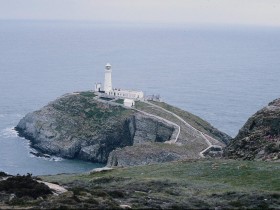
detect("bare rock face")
[133,116,174,144]
[106,141,213,167]
[15,92,175,164]
[224,98,280,161]
[107,143,185,167]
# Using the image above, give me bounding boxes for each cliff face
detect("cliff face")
[16,92,175,164]
[107,142,203,167]
[224,99,280,161]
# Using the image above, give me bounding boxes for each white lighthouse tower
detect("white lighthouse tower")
[104,63,112,93]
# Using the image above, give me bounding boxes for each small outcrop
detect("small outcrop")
[224,98,280,161]
[107,143,197,167]
[0,173,52,202]
[16,92,175,164]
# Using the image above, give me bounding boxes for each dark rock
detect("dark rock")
[203,145,223,158]
[30,151,51,158]
[107,143,191,167]
[0,172,10,178]
[224,98,280,161]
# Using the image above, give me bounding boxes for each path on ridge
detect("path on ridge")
[93,94,223,158]
[139,101,224,157]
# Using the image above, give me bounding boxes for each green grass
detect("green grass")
[49,92,135,145]
[136,101,231,143]
[99,97,114,101]
[115,99,124,104]
[42,159,280,194]
[40,159,280,209]
[79,91,96,97]
[150,101,216,134]
[84,107,133,127]
[54,92,133,121]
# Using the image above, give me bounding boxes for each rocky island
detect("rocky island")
[15,91,230,166]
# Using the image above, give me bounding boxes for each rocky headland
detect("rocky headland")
[4,94,280,209]
[15,91,230,166]
[224,98,280,161]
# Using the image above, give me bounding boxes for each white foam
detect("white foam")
[14,114,24,118]
[0,127,18,139]
[29,152,63,162]
[50,156,63,162]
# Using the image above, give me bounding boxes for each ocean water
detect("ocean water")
[1,20,280,175]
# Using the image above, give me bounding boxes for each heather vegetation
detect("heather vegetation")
[2,159,278,208]
[0,173,52,199]
[36,159,280,209]
[9,94,280,209]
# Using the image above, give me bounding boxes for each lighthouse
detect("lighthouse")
[104,63,112,93]
[94,63,144,100]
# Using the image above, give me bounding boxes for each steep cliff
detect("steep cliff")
[224,98,280,161]
[16,92,175,163]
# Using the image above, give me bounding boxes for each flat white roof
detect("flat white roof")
[124,98,135,102]
[113,89,143,94]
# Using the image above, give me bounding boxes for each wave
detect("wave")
[0,127,18,139]
[0,128,63,162]
[14,114,24,118]
[29,151,63,162]
[49,156,64,162]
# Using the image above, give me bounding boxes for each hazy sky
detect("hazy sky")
[1,0,280,26]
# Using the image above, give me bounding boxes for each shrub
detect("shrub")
[0,174,52,199]
[0,171,9,177]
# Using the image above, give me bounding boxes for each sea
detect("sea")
[1,20,280,175]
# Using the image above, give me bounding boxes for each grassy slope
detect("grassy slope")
[51,91,134,137]
[148,101,231,142]
[149,101,213,133]
[40,159,280,209]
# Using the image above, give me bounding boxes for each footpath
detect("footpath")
[94,94,223,158]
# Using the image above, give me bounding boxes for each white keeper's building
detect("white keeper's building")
[124,99,135,107]
[94,63,144,101]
